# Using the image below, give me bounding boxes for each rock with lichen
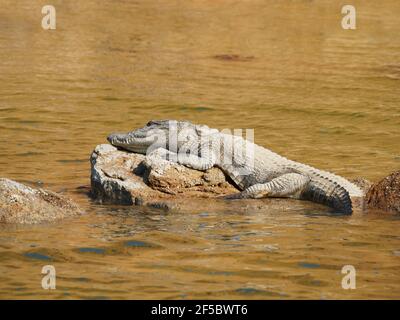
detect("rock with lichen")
[0,178,83,224]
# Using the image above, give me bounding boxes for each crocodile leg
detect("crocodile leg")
[146,147,175,161]
[176,140,217,171]
[145,147,216,171]
[226,173,310,199]
[142,148,178,174]
[177,153,216,170]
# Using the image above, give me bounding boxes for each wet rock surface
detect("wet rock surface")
[366,171,400,213]
[0,178,83,224]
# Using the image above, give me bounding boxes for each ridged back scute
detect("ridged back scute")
[302,174,353,214]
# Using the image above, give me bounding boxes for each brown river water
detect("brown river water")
[0,0,399,299]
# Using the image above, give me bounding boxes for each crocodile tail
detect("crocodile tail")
[302,178,353,214]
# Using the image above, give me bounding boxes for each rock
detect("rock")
[90,144,238,210]
[366,171,400,213]
[0,178,83,224]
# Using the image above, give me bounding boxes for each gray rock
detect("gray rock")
[0,178,83,224]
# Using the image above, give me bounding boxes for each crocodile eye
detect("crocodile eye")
[147,120,164,126]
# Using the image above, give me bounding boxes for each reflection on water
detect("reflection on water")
[0,0,399,299]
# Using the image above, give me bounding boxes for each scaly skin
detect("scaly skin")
[108,120,363,214]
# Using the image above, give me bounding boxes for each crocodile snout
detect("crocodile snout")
[107,133,127,144]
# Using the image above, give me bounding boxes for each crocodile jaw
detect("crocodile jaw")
[107,132,156,153]
[107,120,211,154]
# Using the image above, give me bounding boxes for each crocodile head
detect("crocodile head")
[107,120,218,154]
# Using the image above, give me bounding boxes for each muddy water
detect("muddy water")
[0,0,399,299]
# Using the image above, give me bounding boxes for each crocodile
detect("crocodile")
[107,120,363,214]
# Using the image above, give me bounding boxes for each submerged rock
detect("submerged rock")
[0,178,83,224]
[366,171,400,213]
[90,144,238,210]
